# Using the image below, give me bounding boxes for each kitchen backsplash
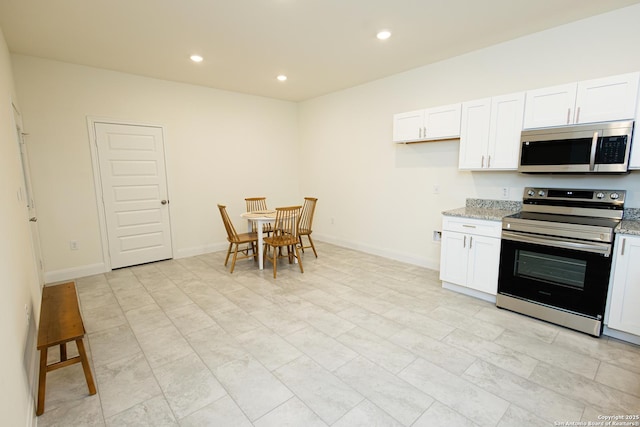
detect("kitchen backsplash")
[624,208,640,220]
[466,198,522,211]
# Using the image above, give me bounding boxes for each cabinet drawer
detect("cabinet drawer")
[442,216,502,238]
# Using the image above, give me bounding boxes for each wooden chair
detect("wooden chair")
[298,197,318,257]
[263,206,304,278]
[245,197,273,235]
[218,204,258,273]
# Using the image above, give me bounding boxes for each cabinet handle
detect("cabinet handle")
[621,238,626,256]
[423,126,427,138]
[487,155,491,168]
[575,107,580,123]
[463,235,466,248]
[566,108,571,124]
[481,155,485,168]
[419,127,423,139]
[469,236,473,249]
[462,224,476,228]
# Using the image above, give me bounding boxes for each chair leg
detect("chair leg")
[307,235,318,258]
[295,245,304,273]
[298,236,304,253]
[273,246,278,279]
[224,243,233,266]
[230,244,239,273]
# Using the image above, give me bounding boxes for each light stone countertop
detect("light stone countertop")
[616,220,640,236]
[442,206,519,222]
[442,199,521,222]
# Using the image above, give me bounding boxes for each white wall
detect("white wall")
[11,57,300,280]
[0,27,41,427]
[299,4,640,269]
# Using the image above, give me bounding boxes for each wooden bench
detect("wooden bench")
[36,282,96,416]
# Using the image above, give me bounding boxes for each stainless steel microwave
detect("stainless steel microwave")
[518,120,634,173]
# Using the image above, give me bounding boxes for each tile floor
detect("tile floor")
[37,242,640,426]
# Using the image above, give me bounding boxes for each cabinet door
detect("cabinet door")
[439,230,468,286]
[466,235,501,295]
[424,103,461,139]
[607,235,640,335]
[393,110,424,142]
[523,83,577,129]
[487,92,525,170]
[459,98,491,170]
[575,73,639,124]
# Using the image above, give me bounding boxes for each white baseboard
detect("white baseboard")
[603,326,640,345]
[174,243,227,259]
[442,281,497,303]
[44,262,107,284]
[314,233,440,270]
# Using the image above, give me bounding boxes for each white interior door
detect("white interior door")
[14,107,45,287]
[95,122,173,269]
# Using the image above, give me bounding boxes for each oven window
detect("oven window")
[514,250,587,290]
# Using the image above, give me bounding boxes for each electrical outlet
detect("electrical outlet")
[501,187,510,199]
[433,184,440,194]
[70,240,78,250]
[433,230,442,242]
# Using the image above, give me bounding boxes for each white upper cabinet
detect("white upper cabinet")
[576,73,639,123]
[523,72,640,129]
[459,92,525,170]
[423,103,462,140]
[392,110,424,142]
[523,83,577,129]
[393,103,461,143]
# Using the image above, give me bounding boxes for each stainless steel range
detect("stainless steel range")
[497,187,625,336]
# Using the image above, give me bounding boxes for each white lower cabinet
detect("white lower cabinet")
[440,217,502,301]
[606,234,640,336]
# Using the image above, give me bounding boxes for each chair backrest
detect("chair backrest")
[298,197,317,232]
[274,206,302,239]
[245,197,268,212]
[217,204,239,242]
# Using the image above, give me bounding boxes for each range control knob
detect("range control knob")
[527,189,535,197]
[538,190,546,197]
[596,192,605,199]
[610,192,620,200]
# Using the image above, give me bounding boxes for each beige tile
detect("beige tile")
[462,359,584,423]
[595,362,640,397]
[332,399,403,427]
[104,395,177,426]
[95,352,162,418]
[153,353,226,419]
[390,328,476,375]
[335,356,433,426]
[275,356,363,424]
[88,324,141,367]
[214,355,293,421]
[254,397,328,427]
[235,326,303,371]
[335,306,405,339]
[335,327,416,374]
[412,401,479,427]
[179,395,252,427]
[285,326,358,372]
[399,358,509,427]
[495,329,600,379]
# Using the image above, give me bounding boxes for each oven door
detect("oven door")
[498,231,613,319]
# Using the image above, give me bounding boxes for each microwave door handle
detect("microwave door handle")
[589,131,598,172]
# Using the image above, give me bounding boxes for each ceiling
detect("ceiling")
[1,0,640,102]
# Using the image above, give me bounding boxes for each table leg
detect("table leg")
[36,348,48,416]
[257,223,265,270]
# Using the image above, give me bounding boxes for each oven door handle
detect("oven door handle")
[501,231,611,256]
[589,131,598,172]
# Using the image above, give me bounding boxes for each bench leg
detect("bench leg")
[60,343,67,361]
[76,339,96,395]
[36,348,48,416]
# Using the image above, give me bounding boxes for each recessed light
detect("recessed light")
[277,75,287,82]
[190,55,203,63]
[376,30,391,40]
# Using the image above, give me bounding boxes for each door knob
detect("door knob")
[161,200,168,205]
[29,217,37,222]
